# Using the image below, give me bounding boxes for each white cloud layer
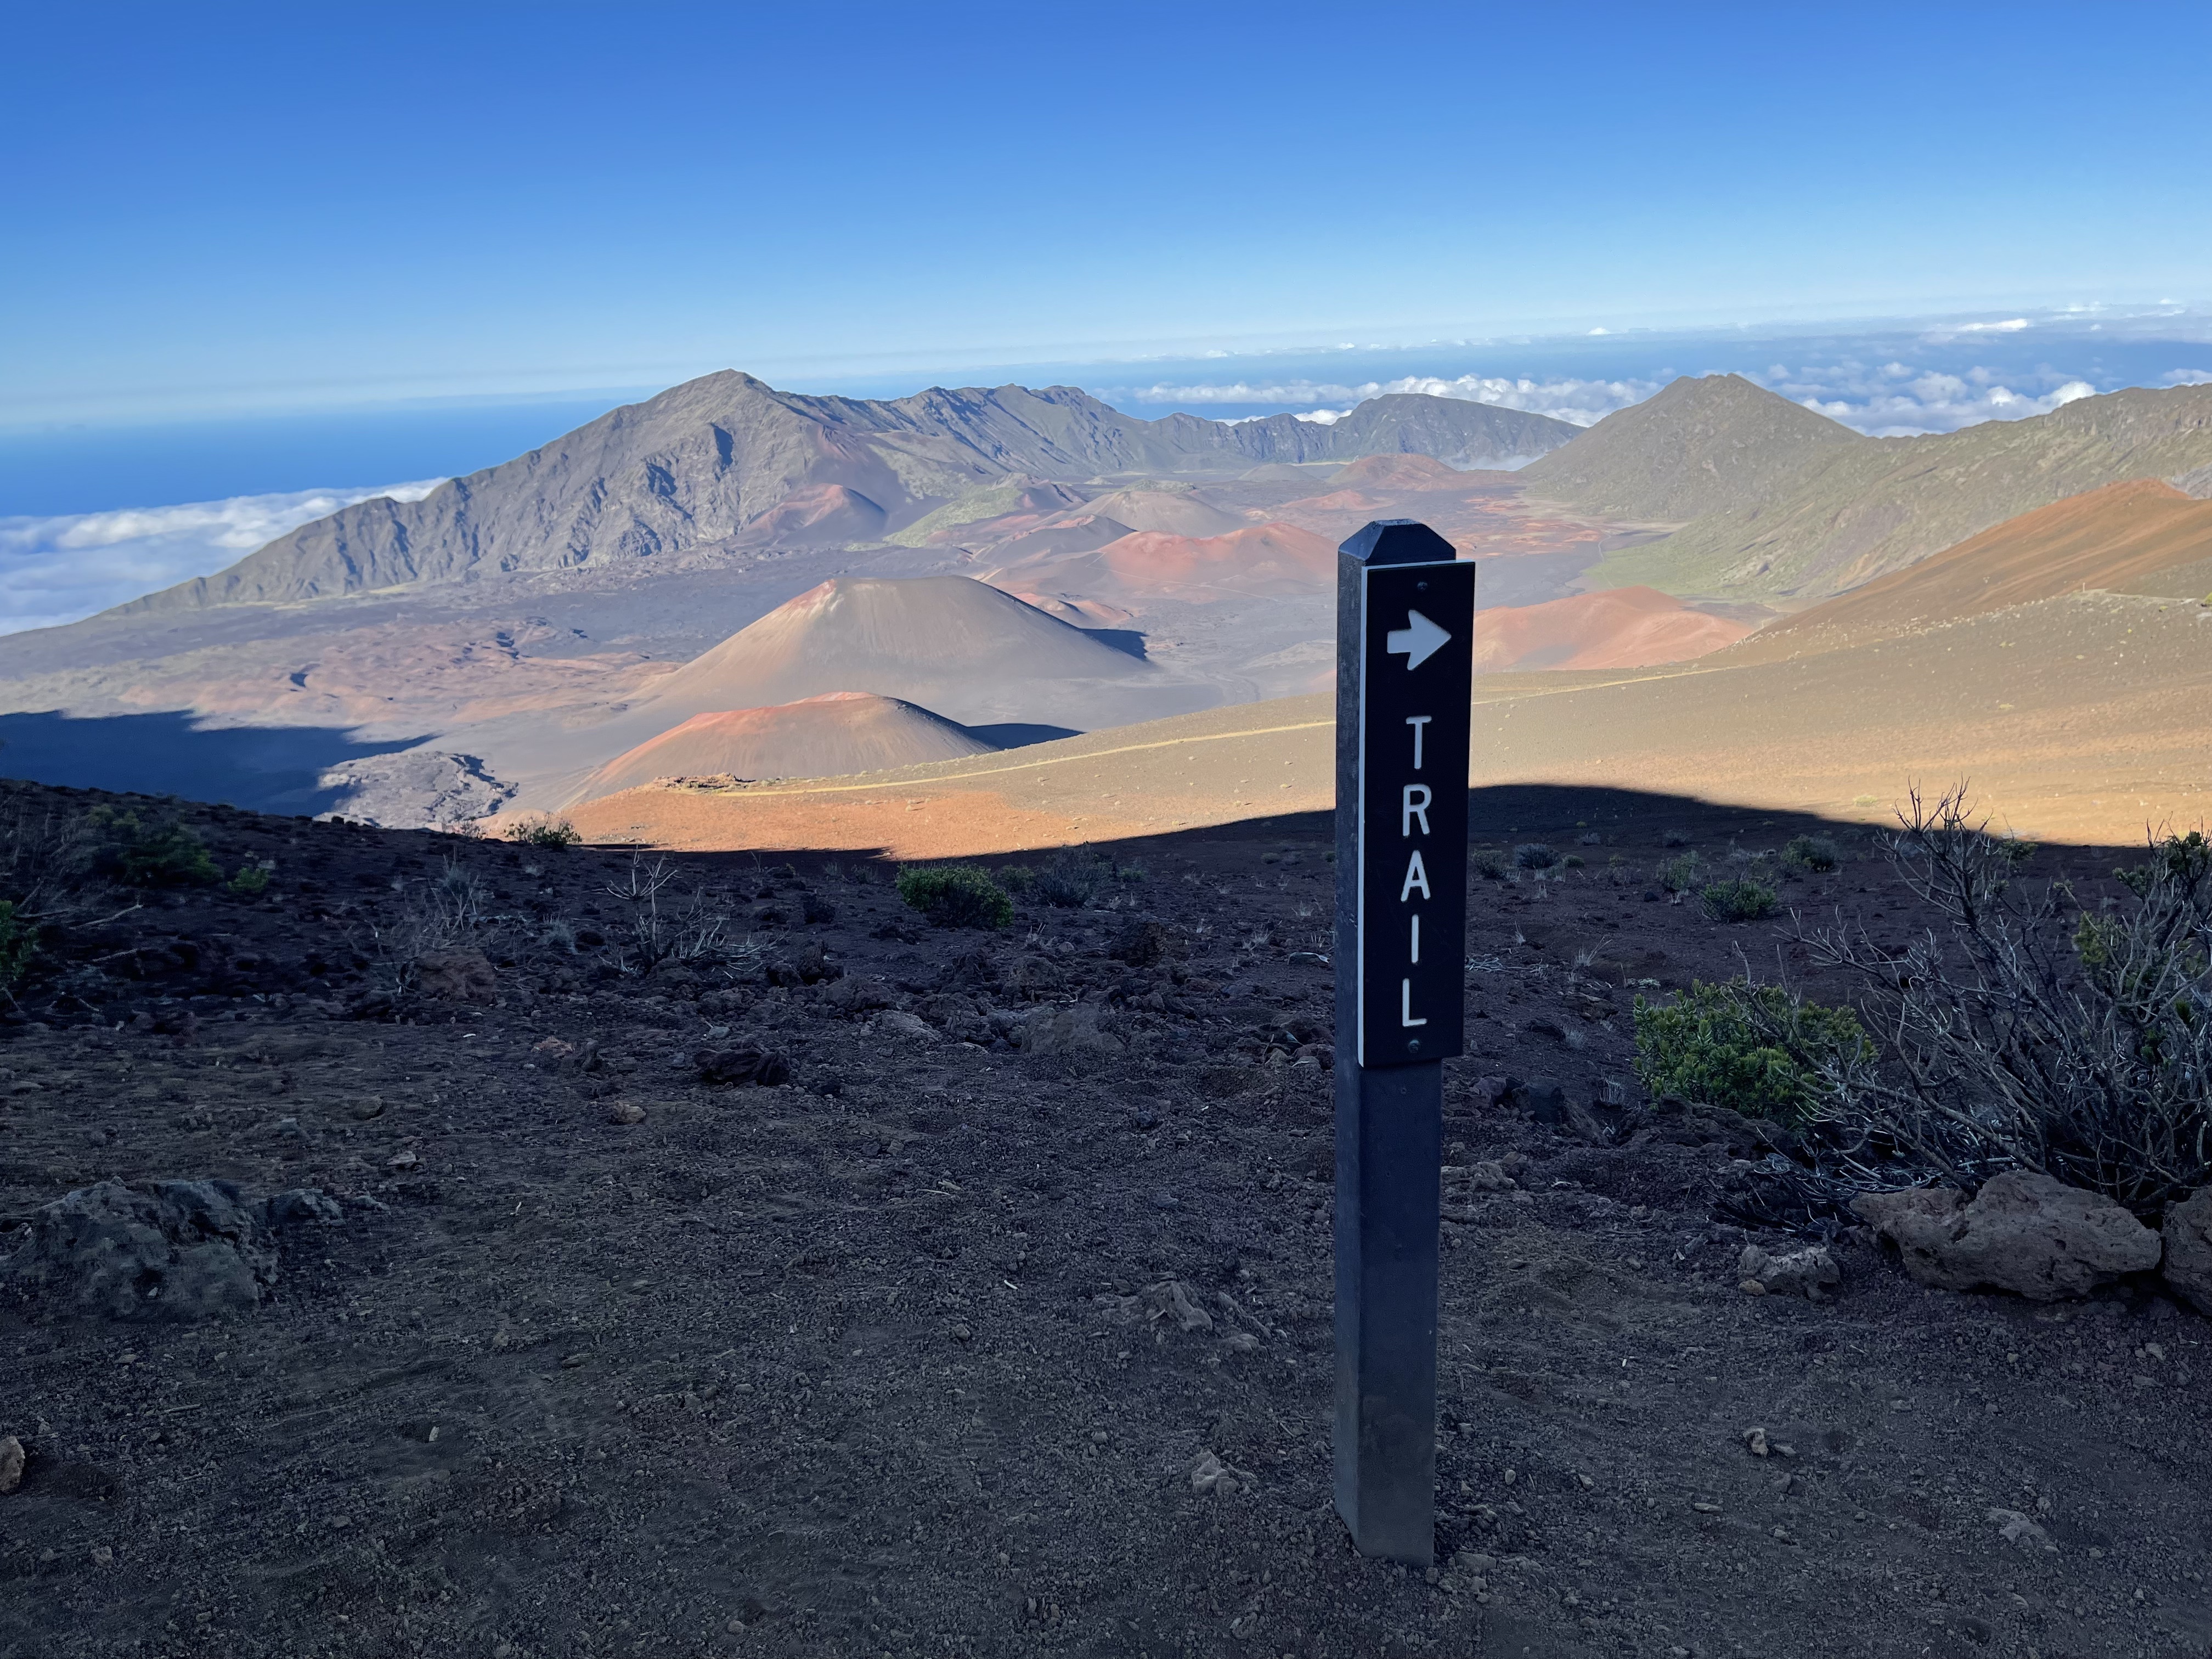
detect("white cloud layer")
[1115,374,1664,430]
[1110,358,2146,442]
[1746,360,2098,437]
[0,479,442,636]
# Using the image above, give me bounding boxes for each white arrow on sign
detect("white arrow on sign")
[1384,609,1452,671]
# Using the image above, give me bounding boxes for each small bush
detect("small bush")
[88,806,219,887]
[1781,834,1842,874]
[1562,854,1585,869]
[995,864,1037,897]
[1032,847,1114,909]
[1634,978,1874,1126]
[229,865,270,895]
[0,899,33,991]
[505,814,582,849]
[1657,851,1702,893]
[1809,791,2212,1209]
[1701,878,1779,922]
[897,865,1013,929]
[1471,849,1506,880]
[1513,843,1556,870]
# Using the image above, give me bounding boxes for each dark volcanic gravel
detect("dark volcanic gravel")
[1,780,2207,1659]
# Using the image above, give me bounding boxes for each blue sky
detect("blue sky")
[5,1,2207,428]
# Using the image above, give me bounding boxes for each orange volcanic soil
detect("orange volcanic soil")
[990,522,1338,603]
[1731,478,2212,661]
[1474,587,1753,672]
[575,692,998,800]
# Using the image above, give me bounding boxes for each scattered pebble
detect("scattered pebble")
[1188,1449,1257,1496]
[0,1436,22,1496]
[1743,1426,1769,1457]
[607,1101,646,1125]
[1989,1507,2056,1552]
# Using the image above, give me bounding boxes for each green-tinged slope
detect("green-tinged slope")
[1581,382,2212,603]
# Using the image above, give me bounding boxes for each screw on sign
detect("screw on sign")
[1331,519,1473,1564]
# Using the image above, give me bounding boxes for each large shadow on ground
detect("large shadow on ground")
[0,710,422,816]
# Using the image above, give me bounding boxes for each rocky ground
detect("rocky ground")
[1,777,2207,1659]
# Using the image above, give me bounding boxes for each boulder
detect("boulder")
[1738,1242,1841,1300]
[1854,1171,2162,1300]
[413,949,498,1003]
[1017,1003,1125,1057]
[873,1010,939,1043]
[7,1180,336,1321]
[819,975,894,1017]
[693,1047,792,1087]
[2160,1186,2212,1316]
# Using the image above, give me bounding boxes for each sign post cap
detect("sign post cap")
[1339,520,1458,567]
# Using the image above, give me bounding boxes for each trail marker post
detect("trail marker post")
[1333,519,1474,1563]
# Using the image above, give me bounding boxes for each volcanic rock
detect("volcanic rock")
[1017,1003,1124,1057]
[1737,1242,1841,1300]
[9,1180,336,1321]
[1853,1172,2162,1300]
[2159,1186,2212,1316]
[694,1048,792,1087]
[413,949,498,1003]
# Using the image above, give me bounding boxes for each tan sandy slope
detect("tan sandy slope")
[560,584,2211,855]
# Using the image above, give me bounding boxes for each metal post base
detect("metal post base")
[1331,1055,1441,1564]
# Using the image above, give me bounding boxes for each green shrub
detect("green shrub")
[0,900,32,990]
[1701,878,1779,922]
[1633,978,1872,1125]
[1562,854,1585,869]
[504,814,582,850]
[1471,849,1506,880]
[229,865,270,895]
[996,864,1037,897]
[896,865,1013,929]
[2117,828,2208,897]
[1781,834,1842,874]
[1657,851,1702,893]
[1513,843,1556,870]
[87,806,219,887]
[1033,847,1114,909]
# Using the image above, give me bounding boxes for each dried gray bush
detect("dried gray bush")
[603,855,758,975]
[1804,786,2211,1212]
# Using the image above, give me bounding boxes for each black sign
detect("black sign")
[1330,518,1474,1567]
[1338,529,1473,1066]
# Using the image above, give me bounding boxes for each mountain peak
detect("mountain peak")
[1520,373,1864,521]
